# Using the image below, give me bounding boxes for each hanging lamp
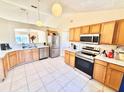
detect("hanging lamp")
[36,0,43,26]
[52,3,62,16]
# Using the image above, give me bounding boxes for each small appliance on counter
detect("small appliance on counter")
[71,43,77,50]
[115,47,124,61]
[0,43,12,50]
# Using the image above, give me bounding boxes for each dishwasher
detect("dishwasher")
[39,47,49,59]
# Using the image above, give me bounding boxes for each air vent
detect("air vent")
[31,5,37,9]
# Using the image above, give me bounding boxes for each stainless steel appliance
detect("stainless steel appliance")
[80,34,100,44]
[0,43,11,50]
[75,46,100,79]
[48,35,60,58]
[39,47,49,59]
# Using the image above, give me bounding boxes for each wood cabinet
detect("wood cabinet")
[65,50,70,65]
[69,27,80,42]
[32,48,39,61]
[64,50,75,67]
[74,27,80,42]
[93,60,108,83]
[23,49,33,63]
[100,21,116,44]
[81,26,90,34]
[93,59,124,91]
[8,51,18,68]
[69,28,74,41]
[90,24,101,34]
[2,54,10,77]
[114,20,124,45]
[105,64,124,91]
[69,52,75,67]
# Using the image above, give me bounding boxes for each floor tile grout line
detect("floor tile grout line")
[24,64,30,92]
[32,61,48,92]
[9,68,14,92]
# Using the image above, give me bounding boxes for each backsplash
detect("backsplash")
[70,42,117,52]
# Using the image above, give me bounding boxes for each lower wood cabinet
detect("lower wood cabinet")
[65,51,70,65]
[93,59,124,91]
[105,64,124,91]
[8,51,18,68]
[32,48,40,61]
[64,50,75,67]
[22,49,33,63]
[2,54,10,77]
[93,60,107,83]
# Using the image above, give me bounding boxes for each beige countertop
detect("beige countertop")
[95,55,124,67]
[0,46,49,59]
[64,48,81,53]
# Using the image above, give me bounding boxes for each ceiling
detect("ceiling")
[0,0,124,27]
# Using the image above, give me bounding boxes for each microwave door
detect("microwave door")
[80,36,92,43]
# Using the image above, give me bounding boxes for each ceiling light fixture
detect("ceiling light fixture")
[36,0,43,27]
[52,3,62,16]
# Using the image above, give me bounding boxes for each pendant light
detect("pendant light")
[36,0,43,27]
[52,2,62,16]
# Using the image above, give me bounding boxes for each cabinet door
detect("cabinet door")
[105,69,123,91]
[74,27,80,42]
[32,48,39,61]
[69,28,74,41]
[105,64,124,91]
[8,51,17,68]
[23,50,33,62]
[65,51,70,65]
[90,24,101,34]
[100,21,116,44]
[69,52,75,67]
[81,26,90,34]
[2,55,10,77]
[93,60,107,83]
[115,20,124,45]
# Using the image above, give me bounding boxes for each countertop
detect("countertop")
[95,55,124,67]
[0,45,49,59]
[64,48,81,53]
[65,48,124,67]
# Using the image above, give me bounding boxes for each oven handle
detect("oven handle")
[76,55,94,63]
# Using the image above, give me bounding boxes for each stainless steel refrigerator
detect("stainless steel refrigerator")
[48,35,60,58]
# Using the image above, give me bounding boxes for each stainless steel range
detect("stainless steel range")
[75,46,100,79]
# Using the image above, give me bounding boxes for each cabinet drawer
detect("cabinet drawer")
[108,64,124,73]
[95,59,108,66]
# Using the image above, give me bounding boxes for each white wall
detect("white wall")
[0,18,48,47]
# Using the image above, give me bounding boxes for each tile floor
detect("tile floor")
[0,57,115,92]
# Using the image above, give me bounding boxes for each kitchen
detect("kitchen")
[0,0,124,92]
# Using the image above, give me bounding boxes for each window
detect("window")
[15,35,29,44]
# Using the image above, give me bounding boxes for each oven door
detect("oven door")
[75,56,94,77]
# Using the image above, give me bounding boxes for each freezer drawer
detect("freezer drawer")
[50,48,60,58]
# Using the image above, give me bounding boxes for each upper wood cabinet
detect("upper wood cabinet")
[93,60,108,83]
[81,26,90,34]
[100,21,116,44]
[90,24,101,34]
[74,27,81,42]
[105,64,124,91]
[114,20,124,45]
[69,27,80,42]
[69,28,74,41]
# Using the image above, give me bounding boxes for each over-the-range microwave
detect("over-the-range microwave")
[80,34,100,45]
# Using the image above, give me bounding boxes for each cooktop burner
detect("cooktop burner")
[81,52,96,57]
